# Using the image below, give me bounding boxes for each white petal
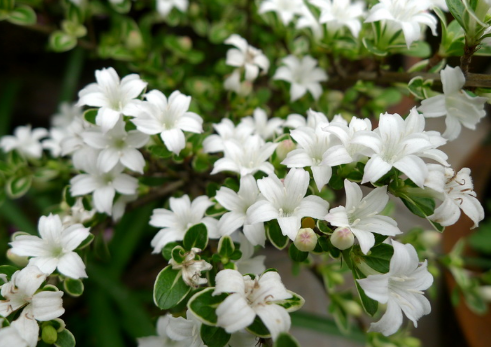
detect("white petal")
[113,174,138,195]
[61,224,91,251]
[243,223,266,247]
[246,200,279,225]
[216,294,256,333]
[296,195,329,219]
[368,299,403,336]
[214,269,245,295]
[120,149,145,173]
[93,186,116,214]
[10,236,48,257]
[357,274,390,303]
[255,304,290,340]
[11,308,39,347]
[161,128,186,155]
[31,291,65,320]
[278,216,301,240]
[57,252,87,279]
[362,155,392,184]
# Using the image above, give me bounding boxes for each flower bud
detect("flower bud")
[420,230,441,248]
[6,249,28,267]
[42,325,58,344]
[341,300,362,317]
[479,285,491,302]
[276,139,296,162]
[294,228,317,252]
[330,227,354,250]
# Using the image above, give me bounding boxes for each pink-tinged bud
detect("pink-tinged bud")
[331,227,354,250]
[276,139,296,162]
[294,228,317,252]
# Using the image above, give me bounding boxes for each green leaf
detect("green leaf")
[7,5,36,25]
[352,267,378,316]
[468,222,491,254]
[83,109,98,125]
[407,76,425,99]
[49,31,77,53]
[274,333,301,347]
[171,245,187,264]
[362,38,387,56]
[446,0,466,30]
[246,316,270,338]
[200,324,231,347]
[394,41,431,58]
[217,235,235,261]
[153,265,191,309]
[359,243,394,273]
[54,329,76,347]
[0,0,14,11]
[162,241,180,261]
[276,290,305,312]
[188,288,228,325]
[288,243,308,262]
[400,194,444,232]
[6,174,32,199]
[63,278,84,297]
[149,145,173,158]
[267,220,289,250]
[183,223,208,251]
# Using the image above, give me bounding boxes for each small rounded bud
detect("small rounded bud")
[420,230,441,248]
[330,227,354,250]
[42,325,58,344]
[294,228,317,252]
[6,249,28,267]
[276,139,296,162]
[341,300,362,317]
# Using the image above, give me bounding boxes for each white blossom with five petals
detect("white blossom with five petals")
[325,180,402,254]
[77,67,147,133]
[10,214,90,279]
[247,168,329,240]
[0,125,48,159]
[357,240,433,336]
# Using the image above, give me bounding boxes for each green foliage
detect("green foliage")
[63,278,84,297]
[153,265,191,309]
[183,223,208,250]
[188,288,228,325]
[288,243,309,262]
[200,324,231,347]
[54,329,76,347]
[274,333,301,347]
[267,220,289,250]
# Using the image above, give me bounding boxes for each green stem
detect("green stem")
[59,47,85,103]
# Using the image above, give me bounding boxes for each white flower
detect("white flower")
[10,214,90,279]
[137,314,186,347]
[0,125,48,158]
[216,175,266,246]
[365,0,437,48]
[282,124,333,191]
[259,0,305,25]
[325,180,402,254]
[51,102,83,129]
[224,69,253,95]
[150,195,219,253]
[428,0,448,11]
[0,266,64,347]
[112,194,138,222]
[213,269,292,340]
[83,119,149,173]
[247,168,329,240]
[156,0,188,17]
[357,240,433,336]
[322,116,374,167]
[285,109,331,129]
[418,66,487,141]
[225,34,270,81]
[60,116,95,169]
[296,4,323,38]
[211,135,278,176]
[354,108,448,188]
[273,55,328,101]
[429,167,484,228]
[234,233,266,275]
[165,311,206,347]
[42,128,66,157]
[130,90,203,155]
[241,108,284,141]
[77,67,147,133]
[70,160,138,215]
[62,198,96,227]
[202,118,254,154]
[0,324,29,347]
[310,0,366,37]
[169,248,212,288]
